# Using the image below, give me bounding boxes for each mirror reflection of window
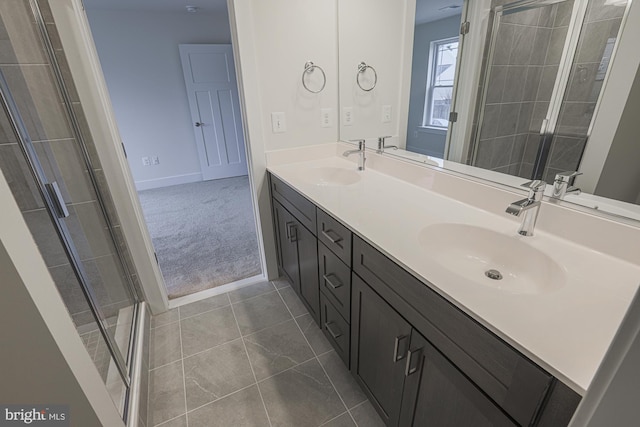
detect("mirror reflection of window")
[425,38,459,128]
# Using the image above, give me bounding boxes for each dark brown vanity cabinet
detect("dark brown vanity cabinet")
[268,172,580,427]
[271,175,320,324]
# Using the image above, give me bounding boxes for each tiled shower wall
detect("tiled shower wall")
[474,0,573,177]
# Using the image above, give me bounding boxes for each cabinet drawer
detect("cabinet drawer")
[317,208,352,266]
[353,236,552,427]
[321,294,350,367]
[318,242,351,321]
[270,173,316,234]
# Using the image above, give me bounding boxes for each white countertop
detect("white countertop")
[267,151,640,395]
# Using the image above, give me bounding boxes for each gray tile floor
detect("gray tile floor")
[147,280,385,427]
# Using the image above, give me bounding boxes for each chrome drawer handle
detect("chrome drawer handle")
[325,321,343,340]
[393,335,409,362]
[323,273,343,290]
[405,348,423,376]
[322,229,343,244]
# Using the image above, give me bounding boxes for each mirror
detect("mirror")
[338,0,640,222]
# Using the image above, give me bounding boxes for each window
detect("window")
[424,37,459,128]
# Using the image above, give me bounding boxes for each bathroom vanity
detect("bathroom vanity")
[266,144,640,427]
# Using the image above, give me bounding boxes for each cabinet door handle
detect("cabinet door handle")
[285,222,298,242]
[393,335,409,362]
[322,229,343,244]
[323,273,343,290]
[405,347,423,376]
[325,321,343,339]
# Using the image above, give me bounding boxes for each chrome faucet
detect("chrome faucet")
[506,180,546,236]
[552,171,582,199]
[377,136,397,154]
[343,139,366,170]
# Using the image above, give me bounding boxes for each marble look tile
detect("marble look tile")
[295,313,332,356]
[148,361,185,426]
[180,306,240,357]
[244,319,314,380]
[233,291,292,336]
[278,286,308,317]
[318,351,366,410]
[22,208,68,267]
[228,281,276,303]
[272,278,291,289]
[349,401,385,427]
[0,0,48,65]
[187,385,270,427]
[259,359,345,427]
[321,413,356,427]
[155,415,187,427]
[149,322,181,369]
[151,309,179,329]
[183,339,254,410]
[179,294,229,319]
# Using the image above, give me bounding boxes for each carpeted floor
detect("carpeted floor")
[138,176,261,299]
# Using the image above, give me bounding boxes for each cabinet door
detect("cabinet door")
[273,201,300,293]
[352,275,412,426]
[400,330,517,427]
[297,221,320,324]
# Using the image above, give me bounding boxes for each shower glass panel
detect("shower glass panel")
[472,0,629,182]
[0,0,139,418]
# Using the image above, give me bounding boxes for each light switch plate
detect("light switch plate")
[271,112,286,133]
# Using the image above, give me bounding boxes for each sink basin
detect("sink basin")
[418,223,565,294]
[302,167,361,186]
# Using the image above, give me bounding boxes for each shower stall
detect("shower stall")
[470,0,629,182]
[0,1,145,423]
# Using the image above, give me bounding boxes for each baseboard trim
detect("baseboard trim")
[135,172,202,191]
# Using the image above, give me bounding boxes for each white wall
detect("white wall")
[87,9,232,190]
[406,15,462,157]
[338,0,415,146]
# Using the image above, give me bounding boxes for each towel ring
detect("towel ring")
[302,61,326,93]
[357,62,377,92]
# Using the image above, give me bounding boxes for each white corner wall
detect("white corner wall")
[87,9,232,190]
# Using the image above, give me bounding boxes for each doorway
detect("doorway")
[84,1,262,300]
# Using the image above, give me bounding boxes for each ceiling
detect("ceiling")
[83,0,227,13]
[415,0,464,25]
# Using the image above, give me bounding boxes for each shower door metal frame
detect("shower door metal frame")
[470,0,590,177]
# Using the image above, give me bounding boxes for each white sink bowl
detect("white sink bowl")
[418,223,565,294]
[302,167,361,186]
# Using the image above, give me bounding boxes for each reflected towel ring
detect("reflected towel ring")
[357,62,377,91]
[302,61,326,93]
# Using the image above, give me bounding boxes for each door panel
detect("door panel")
[297,223,320,323]
[400,331,517,427]
[352,274,412,426]
[273,201,300,293]
[180,44,247,180]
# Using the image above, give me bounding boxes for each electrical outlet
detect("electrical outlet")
[342,107,354,126]
[271,112,286,133]
[152,156,160,165]
[382,105,392,123]
[321,108,332,128]
[142,156,150,166]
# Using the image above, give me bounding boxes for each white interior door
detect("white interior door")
[179,44,248,180]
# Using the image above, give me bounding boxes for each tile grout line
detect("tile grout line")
[319,410,350,427]
[228,292,274,427]
[184,382,257,416]
[274,286,359,427]
[177,306,188,427]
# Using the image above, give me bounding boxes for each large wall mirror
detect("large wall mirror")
[338,0,640,222]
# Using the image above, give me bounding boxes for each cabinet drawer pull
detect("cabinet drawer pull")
[322,229,343,244]
[393,335,409,362]
[325,321,343,339]
[405,348,423,376]
[323,273,343,290]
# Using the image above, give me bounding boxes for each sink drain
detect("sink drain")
[485,269,503,280]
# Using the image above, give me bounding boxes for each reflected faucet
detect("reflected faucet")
[343,139,366,170]
[377,136,397,154]
[552,171,582,199]
[506,180,546,237]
